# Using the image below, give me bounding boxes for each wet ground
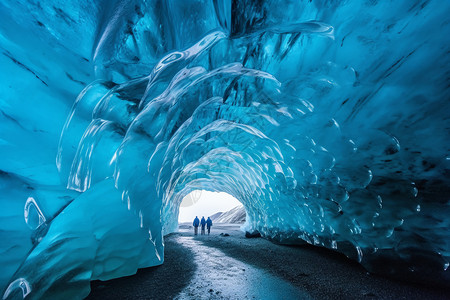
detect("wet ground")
[87,224,449,299]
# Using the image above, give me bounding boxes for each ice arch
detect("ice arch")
[1,0,450,298]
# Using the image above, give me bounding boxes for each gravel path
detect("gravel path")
[87,224,449,300]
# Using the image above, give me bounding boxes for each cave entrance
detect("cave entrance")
[178,190,243,223]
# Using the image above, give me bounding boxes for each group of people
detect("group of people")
[192,216,213,235]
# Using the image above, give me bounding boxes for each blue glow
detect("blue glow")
[1,0,449,298]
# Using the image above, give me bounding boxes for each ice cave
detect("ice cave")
[0,0,449,298]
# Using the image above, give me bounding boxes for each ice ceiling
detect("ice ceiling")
[1,0,450,298]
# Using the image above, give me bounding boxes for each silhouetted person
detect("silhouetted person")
[193,216,200,235]
[200,216,206,235]
[206,217,213,235]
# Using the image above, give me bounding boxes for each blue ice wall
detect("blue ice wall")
[1,0,450,298]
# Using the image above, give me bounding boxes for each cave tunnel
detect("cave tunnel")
[1,0,450,299]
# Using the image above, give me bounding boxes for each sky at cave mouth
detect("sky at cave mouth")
[178,190,242,223]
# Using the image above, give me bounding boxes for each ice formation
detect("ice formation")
[1,0,449,298]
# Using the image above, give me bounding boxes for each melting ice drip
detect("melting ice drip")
[1,0,450,298]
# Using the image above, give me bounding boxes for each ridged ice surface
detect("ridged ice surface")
[1,0,450,298]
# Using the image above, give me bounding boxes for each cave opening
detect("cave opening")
[177,190,244,224]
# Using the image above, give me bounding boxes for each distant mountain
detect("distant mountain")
[209,211,223,220]
[210,205,246,223]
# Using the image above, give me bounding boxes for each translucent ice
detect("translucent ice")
[1,0,449,298]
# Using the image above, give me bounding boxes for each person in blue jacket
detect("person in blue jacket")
[206,217,213,235]
[200,216,206,235]
[193,216,200,235]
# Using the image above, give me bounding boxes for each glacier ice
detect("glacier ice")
[1,0,450,298]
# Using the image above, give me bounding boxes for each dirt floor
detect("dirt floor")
[87,223,449,300]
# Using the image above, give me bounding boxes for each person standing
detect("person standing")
[193,216,200,235]
[206,217,213,235]
[200,216,206,235]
